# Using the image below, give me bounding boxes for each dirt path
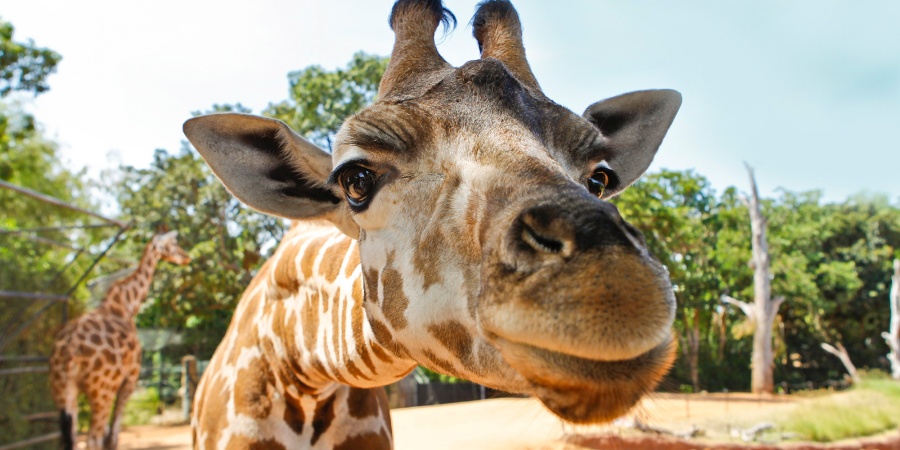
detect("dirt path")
[390,393,805,450]
[111,393,897,449]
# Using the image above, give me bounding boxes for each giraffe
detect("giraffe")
[183,0,682,448]
[49,231,191,450]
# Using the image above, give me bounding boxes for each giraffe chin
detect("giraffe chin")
[495,335,677,424]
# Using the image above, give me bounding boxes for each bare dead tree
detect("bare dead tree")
[883,259,900,379]
[820,341,860,384]
[721,164,785,394]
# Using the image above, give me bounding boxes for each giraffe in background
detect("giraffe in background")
[49,231,191,450]
[184,0,682,448]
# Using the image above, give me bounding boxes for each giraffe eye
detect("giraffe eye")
[339,165,376,207]
[586,166,614,198]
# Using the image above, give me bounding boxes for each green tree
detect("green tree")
[0,17,61,97]
[614,169,745,391]
[0,20,78,445]
[107,144,284,358]
[0,108,98,446]
[768,192,900,386]
[612,169,900,392]
[264,52,388,149]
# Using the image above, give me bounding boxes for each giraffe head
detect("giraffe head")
[185,0,680,424]
[152,231,191,265]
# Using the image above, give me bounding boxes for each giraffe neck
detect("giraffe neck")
[261,222,417,390]
[194,222,419,447]
[101,241,160,318]
[195,222,414,447]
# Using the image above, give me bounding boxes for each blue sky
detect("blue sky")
[4,0,898,202]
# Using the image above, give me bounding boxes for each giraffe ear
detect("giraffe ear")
[184,114,354,231]
[583,89,681,197]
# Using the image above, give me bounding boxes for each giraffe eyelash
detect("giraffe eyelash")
[328,159,371,186]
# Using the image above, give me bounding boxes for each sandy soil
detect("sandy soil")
[110,393,900,450]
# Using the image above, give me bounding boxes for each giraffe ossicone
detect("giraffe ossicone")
[185,0,681,448]
[50,231,191,450]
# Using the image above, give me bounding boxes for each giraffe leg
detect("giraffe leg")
[86,388,115,450]
[103,370,138,450]
[56,384,78,450]
[50,358,79,450]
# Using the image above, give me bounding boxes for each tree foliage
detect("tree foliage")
[0,17,61,97]
[106,144,284,357]
[769,192,900,386]
[616,171,900,392]
[0,103,95,446]
[264,52,388,149]
[104,54,390,358]
[0,22,86,440]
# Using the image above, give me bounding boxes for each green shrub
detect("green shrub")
[124,387,161,426]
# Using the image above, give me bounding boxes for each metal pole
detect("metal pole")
[0,366,49,376]
[0,223,119,234]
[0,291,69,302]
[0,356,49,362]
[63,225,130,297]
[182,355,197,421]
[0,232,132,266]
[0,180,128,228]
[0,432,61,450]
[158,353,165,406]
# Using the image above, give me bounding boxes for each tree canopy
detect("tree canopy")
[105,143,284,356]
[0,23,89,443]
[615,172,900,392]
[265,52,388,150]
[0,17,61,98]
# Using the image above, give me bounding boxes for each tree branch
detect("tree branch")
[744,162,760,206]
[771,295,786,313]
[882,332,898,352]
[820,342,840,356]
[722,295,755,321]
[820,341,860,384]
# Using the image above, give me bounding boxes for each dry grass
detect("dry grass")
[778,374,900,442]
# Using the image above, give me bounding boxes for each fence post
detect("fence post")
[182,355,198,421]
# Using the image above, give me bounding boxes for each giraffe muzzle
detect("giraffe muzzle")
[495,333,677,424]
[485,199,675,360]
[476,198,677,422]
[481,247,675,361]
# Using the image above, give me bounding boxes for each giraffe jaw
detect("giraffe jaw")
[493,334,677,424]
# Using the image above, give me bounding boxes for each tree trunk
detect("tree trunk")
[883,259,900,379]
[680,309,701,393]
[745,164,784,394]
[821,341,860,384]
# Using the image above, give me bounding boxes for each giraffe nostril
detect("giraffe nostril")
[521,224,564,254]
[513,206,575,258]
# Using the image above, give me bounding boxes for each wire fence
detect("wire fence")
[0,180,129,450]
